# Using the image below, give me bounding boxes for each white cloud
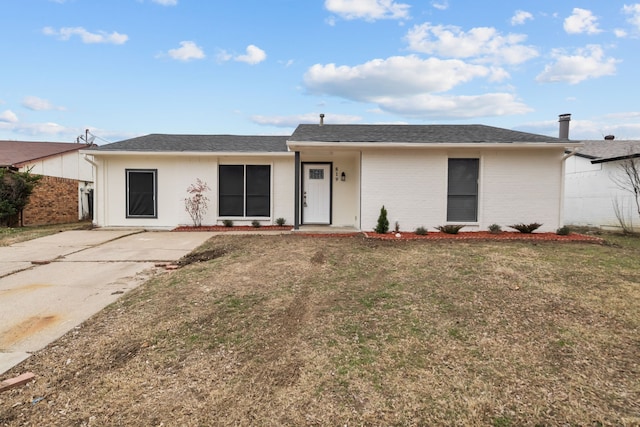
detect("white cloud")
[519,113,640,140]
[251,113,362,128]
[42,26,128,44]
[324,0,410,21]
[166,41,205,61]
[152,0,178,5]
[623,4,640,31]
[431,0,449,10]
[405,23,539,65]
[536,45,618,84]
[0,110,18,123]
[303,55,528,119]
[217,45,267,65]
[235,45,267,65]
[614,28,628,37]
[564,8,602,34]
[305,55,492,98]
[0,117,70,138]
[22,96,65,112]
[375,92,531,119]
[511,10,533,26]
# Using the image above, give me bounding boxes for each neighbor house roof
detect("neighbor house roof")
[574,140,640,164]
[288,124,570,146]
[0,141,90,168]
[86,134,290,154]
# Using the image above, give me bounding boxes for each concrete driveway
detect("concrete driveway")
[0,229,214,375]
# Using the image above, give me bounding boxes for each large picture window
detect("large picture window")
[447,159,479,222]
[126,169,157,218]
[219,165,270,217]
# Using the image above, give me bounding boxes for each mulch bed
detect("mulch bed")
[365,231,603,242]
[172,226,603,242]
[173,225,292,232]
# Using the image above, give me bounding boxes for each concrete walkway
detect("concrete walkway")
[0,229,214,375]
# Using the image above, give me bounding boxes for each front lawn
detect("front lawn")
[1,234,638,426]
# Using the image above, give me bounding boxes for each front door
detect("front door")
[302,163,331,224]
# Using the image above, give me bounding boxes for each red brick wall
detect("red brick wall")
[22,176,79,226]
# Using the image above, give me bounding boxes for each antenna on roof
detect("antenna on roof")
[76,129,96,145]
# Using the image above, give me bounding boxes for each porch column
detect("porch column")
[294,151,300,230]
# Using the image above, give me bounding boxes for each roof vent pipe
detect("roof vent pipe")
[558,113,571,139]
[319,113,325,126]
[604,135,615,141]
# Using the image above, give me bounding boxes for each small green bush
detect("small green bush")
[374,205,389,234]
[509,222,542,233]
[222,219,234,227]
[436,224,464,234]
[556,226,571,236]
[415,226,428,235]
[488,224,502,234]
[275,217,286,226]
[252,220,262,228]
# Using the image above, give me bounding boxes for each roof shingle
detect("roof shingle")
[575,140,640,163]
[88,134,289,153]
[288,124,564,144]
[0,141,90,167]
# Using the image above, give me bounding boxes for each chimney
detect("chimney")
[604,135,615,141]
[558,113,571,139]
[319,113,325,126]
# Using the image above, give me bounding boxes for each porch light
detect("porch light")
[341,172,346,182]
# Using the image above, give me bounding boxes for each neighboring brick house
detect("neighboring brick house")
[565,138,640,230]
[0,140,94,226]
[83,115,580,232]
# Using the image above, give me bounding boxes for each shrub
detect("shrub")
[222,219,234,227]
[488,224,502,234]
[509,222,542,233]
[275,217,286,226]
[415,226,428,235]
[252,220,262,228]
[374,205,389,234]
[0,169,42,227]
[556,225,571,236]
[184,179,210,227]
[436,224,464,234]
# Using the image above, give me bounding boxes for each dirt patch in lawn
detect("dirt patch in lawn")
[0,234,638,426]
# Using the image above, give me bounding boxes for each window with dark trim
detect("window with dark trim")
[219,165,270,217]
[126,169,157,218]
[447,159,479,222]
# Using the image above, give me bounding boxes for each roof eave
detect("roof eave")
[591,153,640,164]
[80,150,293,157]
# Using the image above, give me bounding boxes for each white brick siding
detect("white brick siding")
[361,147,565,233]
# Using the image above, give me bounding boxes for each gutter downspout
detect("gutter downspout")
[83,154,99,227]
[562,149,579,161]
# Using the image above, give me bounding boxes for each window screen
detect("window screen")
[246,165,270,217]
[126,170,157,218]
[219,165,270,217]
[219,165,244,216]
[447,159,479,222]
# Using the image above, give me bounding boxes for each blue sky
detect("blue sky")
[1,0,639,143]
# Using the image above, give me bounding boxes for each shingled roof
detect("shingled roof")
[575,140,640,164]
[88,134,289,153]
[288,124,565,144]
[0,141,90,167]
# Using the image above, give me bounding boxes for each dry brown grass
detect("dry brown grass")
[1,234,639,426]
[0,222,92,246]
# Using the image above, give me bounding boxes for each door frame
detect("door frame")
[301,162,333,225]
